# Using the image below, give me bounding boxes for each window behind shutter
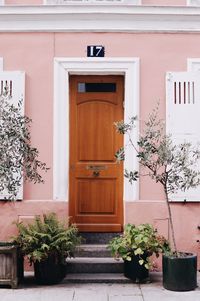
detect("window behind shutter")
[166,71,200,201]
[188,0,200,6]
[0,71,25,200]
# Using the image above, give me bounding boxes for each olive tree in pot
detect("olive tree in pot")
[0,85,49,285]
[108,223,170,283]
[0,87,49,200]
[115,107,200,291]
[13,212,81,285]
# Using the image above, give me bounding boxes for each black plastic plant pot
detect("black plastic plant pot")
[124,255,149,282]
[34,256,66,285]
[162,253,197,291]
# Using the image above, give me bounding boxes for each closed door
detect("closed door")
[69,75,124,232]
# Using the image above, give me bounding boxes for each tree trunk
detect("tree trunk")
[164,187,178,255]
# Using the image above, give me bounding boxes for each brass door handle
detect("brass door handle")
[93,171,100,177]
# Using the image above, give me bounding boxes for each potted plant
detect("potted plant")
[0,85,49,200]
[0,83,49,287]
[108,223,170,283]
[0,241,24,288]
[114,106,200,291]
[13,212,81,285]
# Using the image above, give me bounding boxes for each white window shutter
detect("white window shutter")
[188,0,200,6]
[0,71,25,200]
[166,71,200,201]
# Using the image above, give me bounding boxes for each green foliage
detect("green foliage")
[108,223,170,270]
[115,105,200,254]
[13,212,81,263]
[115,106,200,197]
[0,87,49,200]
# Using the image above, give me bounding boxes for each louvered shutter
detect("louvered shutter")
[0,71,25,200]
[166,71,200,201]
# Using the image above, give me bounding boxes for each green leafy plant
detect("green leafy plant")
[13,212,81,264]
[114,106,200,255]
[108,223,170,269]
[0,86,49,200]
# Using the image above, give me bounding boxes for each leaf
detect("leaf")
[13,213,81,263]
[134,248,143,255]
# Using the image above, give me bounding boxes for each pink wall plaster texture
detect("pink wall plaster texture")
[142,0,186,5]
[0,32,199,269]
[6,0,43,5]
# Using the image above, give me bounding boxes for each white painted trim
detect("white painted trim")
[0,58,3,71]
[44,0,141,4]
[187,0,200,5]
[53,57,140,202]
[1,6,200,32]
[187,58,200,72]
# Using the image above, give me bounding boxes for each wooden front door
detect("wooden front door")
[69,75,124,232]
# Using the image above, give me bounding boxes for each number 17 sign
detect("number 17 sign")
[87,45,105,57]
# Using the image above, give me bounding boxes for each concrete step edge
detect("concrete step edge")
[66,257,122,264]
[63,273,132,284]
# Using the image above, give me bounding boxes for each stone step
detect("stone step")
[63,273,132,284]
[66,257,123,274]
[75,244,111,258]
[80,232,121,244]
[23,271,133,285]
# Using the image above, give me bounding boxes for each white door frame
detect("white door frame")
[53,57,140,202]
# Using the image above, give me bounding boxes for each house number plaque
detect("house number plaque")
[87,45,105,57]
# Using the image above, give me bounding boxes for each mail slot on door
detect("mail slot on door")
[86,165,107,171]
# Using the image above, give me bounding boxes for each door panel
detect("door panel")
[69,75,124,232]
[78,102,115,161]
[77,179,116,214]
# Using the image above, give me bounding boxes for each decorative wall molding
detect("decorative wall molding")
[1,5,200,32]
[53,57,139,202]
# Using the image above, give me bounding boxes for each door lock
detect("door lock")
[93,171,100,177]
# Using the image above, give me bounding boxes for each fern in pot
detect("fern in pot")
[13,212,81,285]
[108,223,170,282]
[114,106,200,291]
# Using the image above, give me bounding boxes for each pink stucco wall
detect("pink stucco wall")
[142,0,186,5]
[6,0,43,4]
[0,32,200,269]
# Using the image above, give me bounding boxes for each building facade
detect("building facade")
[0,0,200,269]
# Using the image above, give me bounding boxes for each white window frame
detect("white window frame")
[0,0,4,5]
[187,0,200,5]
[53,57,140,202]
[44,0,141,5]
[0,58,3,70]
[187,58,200,72]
